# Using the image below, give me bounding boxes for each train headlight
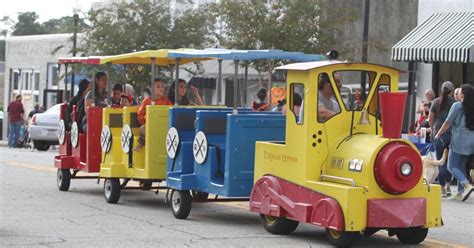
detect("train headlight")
[400,162,412,176]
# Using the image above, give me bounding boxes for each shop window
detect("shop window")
[24,72,30,90]
[34,72,40,91]
[13,71,19,90]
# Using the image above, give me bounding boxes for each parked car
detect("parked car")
[29,104,61,151]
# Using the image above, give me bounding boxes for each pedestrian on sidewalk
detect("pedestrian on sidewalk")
[7,95,25,148]
[429,81,456,196]
[434,84,474,202]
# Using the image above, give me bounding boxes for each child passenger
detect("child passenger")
[120,94,132,107]
[135,79,173,150]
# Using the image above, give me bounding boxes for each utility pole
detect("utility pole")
[71,13,79,99]
[361,0,370,99]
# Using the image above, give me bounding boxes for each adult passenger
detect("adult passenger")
[318,73,340,122]
[84,72,108,108]
[434,84,474,202]
[66,79,90,129]
[125,83,137,105]
[429,81,455,197]
[80,72,108,132]
[7,95,25,148]
[252,88,270,112]
[167,79,204,106]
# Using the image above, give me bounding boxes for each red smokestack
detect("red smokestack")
[379,92,407,139]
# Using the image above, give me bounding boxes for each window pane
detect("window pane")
[24,72,30,90]
[333,70,377,111]
[289,83,304,124]
[368,74,391,118]
[34,73,40,90]
[52,68,58,86]
[13,71,19,89]
[317,73,342,123]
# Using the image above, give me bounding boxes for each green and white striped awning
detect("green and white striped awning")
[392,12,474,63]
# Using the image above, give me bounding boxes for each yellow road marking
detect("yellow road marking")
[0,159,468,247]
[0,160,56,172]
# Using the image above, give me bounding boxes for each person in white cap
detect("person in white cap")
[429,81,456,197]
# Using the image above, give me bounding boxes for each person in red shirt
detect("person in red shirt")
[7,95,25,148]
[135,79,173,150]
[252,88,269,112]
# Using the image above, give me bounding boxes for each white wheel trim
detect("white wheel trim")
[121,125,133,154]
[166,127,180,159]
[57,170,63,187]
[171,190,182,212]
[193,131,208,165]
[104,179,112,199]
[70,122,79,148]
[58,119,66,144]
[101,125,112,153]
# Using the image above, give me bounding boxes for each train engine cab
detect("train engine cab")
[250,61,442,247]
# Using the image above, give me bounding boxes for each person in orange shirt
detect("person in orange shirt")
[135,78,173,150]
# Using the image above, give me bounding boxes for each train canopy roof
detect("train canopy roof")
[275,60,404,72]
[57,48,326,65]
[168,49,326,61]
[98,49,214,65]
[57,56,102,65]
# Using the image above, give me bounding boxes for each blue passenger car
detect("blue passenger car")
[166,109,285,219]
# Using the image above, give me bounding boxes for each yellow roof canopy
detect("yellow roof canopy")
[98,49,213,65]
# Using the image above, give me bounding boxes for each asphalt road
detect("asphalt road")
[0,147,472,247]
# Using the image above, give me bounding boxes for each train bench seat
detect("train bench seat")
[166,108,230,189]
[193,111,286,197]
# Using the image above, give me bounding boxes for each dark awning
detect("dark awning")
[392,12,474,63]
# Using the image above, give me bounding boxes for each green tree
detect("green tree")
[11,12,46,36]
[81,0,216,91]
[42,16,88,34]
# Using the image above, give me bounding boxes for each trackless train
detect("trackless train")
[55,49,442,247]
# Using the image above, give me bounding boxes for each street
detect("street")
[0,147,472,247]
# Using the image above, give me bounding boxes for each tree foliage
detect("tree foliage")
[3,12,88,36]
[11,12,45,36]
[42,16,88,34]
[81,0,216,90]
[82,0,215,55]
[208,0,358,87]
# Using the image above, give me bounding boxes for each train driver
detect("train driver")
[297,73,342,124]
[317,73,340,122]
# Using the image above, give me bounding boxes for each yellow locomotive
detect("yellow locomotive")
[250,61,442,247]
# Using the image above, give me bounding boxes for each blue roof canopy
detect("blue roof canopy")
[168,49,325,62]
